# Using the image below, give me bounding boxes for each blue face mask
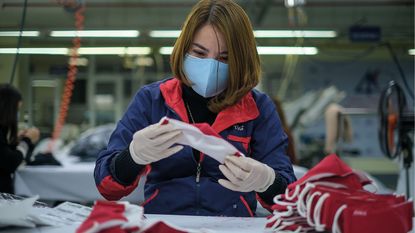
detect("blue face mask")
[183,54,229,98]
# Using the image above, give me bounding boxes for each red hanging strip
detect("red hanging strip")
[47,4,85,152]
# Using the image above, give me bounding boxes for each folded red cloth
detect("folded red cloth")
[77,200,204,233]
[265,154,414,233]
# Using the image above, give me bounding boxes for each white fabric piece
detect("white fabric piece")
[0,196,38,228]
[162,116,244,163]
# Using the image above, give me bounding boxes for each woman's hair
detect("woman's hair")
[0,84,22,145]
[171,0,261,113]
[273,97,297,164]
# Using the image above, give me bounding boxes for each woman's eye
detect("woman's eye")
[192,50,205,56]
[218,56,228,63]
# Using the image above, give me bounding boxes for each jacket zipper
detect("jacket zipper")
[196,161,201,183]
[165,104,203,214]
[195,152,204,215]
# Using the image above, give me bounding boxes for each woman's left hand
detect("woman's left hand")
[218,155,275,192]
[19,127,40,144]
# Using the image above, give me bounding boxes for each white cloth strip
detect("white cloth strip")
[162,117,244,163]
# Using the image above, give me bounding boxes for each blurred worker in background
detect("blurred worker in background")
[0,83,40,194]
[95,0,295,217]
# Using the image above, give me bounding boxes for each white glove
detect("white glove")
[218,156,275,192]
[129,120,184,165]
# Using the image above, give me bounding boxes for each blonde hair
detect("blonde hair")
[170,0,261,113]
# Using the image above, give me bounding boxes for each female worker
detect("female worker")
[0,84,40,194]
[95,0,295,217]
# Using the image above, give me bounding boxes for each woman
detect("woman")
[0,84,40,194]
[95,0,295,217]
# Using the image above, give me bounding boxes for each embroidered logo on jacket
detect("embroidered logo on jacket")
[233,125,244,131]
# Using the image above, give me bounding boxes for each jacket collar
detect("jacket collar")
[160,78,259,133]
[160,78,189,123]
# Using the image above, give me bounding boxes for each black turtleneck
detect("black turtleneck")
[181,84,218,162]
[181,84,217,125]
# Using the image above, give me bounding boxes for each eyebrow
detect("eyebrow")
[192,42,228,55]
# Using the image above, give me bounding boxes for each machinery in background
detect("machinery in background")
[378,80,414,198]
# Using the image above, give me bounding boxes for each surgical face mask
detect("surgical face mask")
[183,54,229,98]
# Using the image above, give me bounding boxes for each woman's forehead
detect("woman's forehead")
[192,24,227,52]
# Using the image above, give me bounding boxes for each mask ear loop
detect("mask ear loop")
[285,184,301,201]
[305,191,322,227]
[273,194,297,207]
[312,192,330,231]
[332,204,347,233]
[296,182,316,217]
[267,206,294,230]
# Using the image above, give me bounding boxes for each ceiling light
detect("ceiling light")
[50,30,140,38]
[32,80,57,87]
[160,46,318,55]
[149,30,181,38]
[124,47,152,55]
[150,29,335,39]
[257,46,318,55]
[0,48,68,55]
[284,0,306,7]
[159,47,174,55]
[0,31,40,37]
[76,47,151,55]
[254,30,336,38]
[135,57,154,66]
[0,47,151,55]
[409,49,415,56]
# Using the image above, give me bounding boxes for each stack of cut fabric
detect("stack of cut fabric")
[265,154,413,233]
[76,200,205,233]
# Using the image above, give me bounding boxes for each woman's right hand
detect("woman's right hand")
[129,120,184,165]
[21,127,40,144]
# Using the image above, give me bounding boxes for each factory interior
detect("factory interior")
[0,0,414,232]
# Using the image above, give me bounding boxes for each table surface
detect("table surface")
[14,162,144,203]
[1,214,268,233]
[2,214,415,233]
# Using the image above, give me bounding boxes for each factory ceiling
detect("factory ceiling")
[0,0,412,49]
